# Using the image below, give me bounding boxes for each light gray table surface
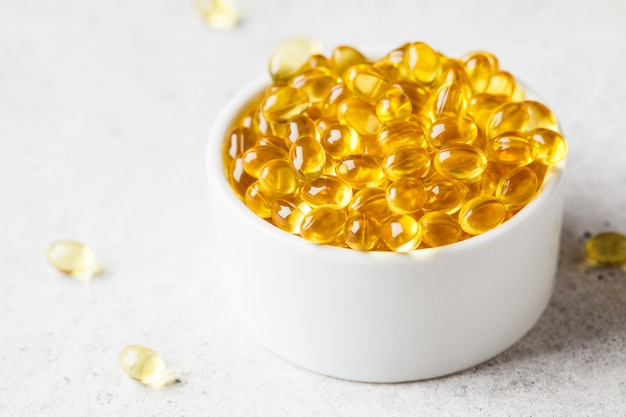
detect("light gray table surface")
[1,0,625,415]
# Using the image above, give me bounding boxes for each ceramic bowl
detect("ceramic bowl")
[206,74,566,382]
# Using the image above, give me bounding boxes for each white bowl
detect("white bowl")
[206,75,566,382]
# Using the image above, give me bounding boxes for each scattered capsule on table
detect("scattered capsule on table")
[269,38,324,82]
[381,214,423,253]
[433,144,487,181]
[419,211,463,247]
[300,175,352,208]
[242,145,287,178]
[386,177,426,214]
[261,86,310,123]
[496,166,539,210]
[300,206,348,244]
[321,123,358,159]
[585,232,626,265]
[258,159,299,196]
[376,88,412,122]
[426,116,478,148]
[458,196,506,235]
[196,0,240,30]
[423,179,468,214]
[47,241,98,277]
[382,146,431,181]
[337,98,382,137]
[527,128,567,164]
[119,345,166,386]
[289,136,326,180]
[486,132,537,167]
[336,154,386,189]
[271,197,311,234]
[344,64,390,103]
[343,212,381,251]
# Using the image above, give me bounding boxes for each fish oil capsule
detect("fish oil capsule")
[462,52,499,93]
[458,196,506,235]
[485,71,517,97]
[300,176,352,208]
[403,42,441,85]
[433,144,487,181]
[419,211,463,247]
[393,81,430,116]
[336,154,386,189]
[376,88,412,122]
[468,94,509,129]
[344,64,391,103]
[527,128,567,164]
[382,146,431,180]
[428,81,470,120]
[376,121,425,152]
[271,197,311,234]
[386,178,426,214]
[585,232,626,265]
[289,67,337,104]
[321,123,358,159]
[269,38,324,82]
[298,54,331,72]
[358,134,387,160]
[343,212,381,251]
[245,182,274,218]
[329,45,367,78]
[261,86,310,123]
[321,83,350,118]
[119,345,166,386]
[285,114,317,145]
[242,145,287,178]
[47,241,98,277]
[426,116,478,148]
[442,65,471,86]
[525,101,560,132]
[228,157,256,200]
[256,134,288,150]
[224,126,256,163]
[466,161,506,197]
[423,179,468,214]
[258,159,298,196]
[337,98,382,137]
[380,214,423,253]
[348,187,392,221]
[496,166,539,210]
[289,136,326,180]
[196,0,239,30]
[300,206,348,244]
[485,101,534,138]
[486,132,537,167]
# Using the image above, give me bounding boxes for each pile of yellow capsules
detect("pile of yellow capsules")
[222,40,567,252]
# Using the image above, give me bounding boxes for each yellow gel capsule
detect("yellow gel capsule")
[373,59,400,82]
[271,197,311,234]
[524,101,560,132]
[393,81,430,116]
[329,45,367,78]
[289,67,337,104]
[224,126,255,163]
[486,100,558,138]
[423,179,468,214]
[462,52,499,93]
[47,241,97,277]
[486,132,537,167]
[242,145,287,178]
[300,175,352,208]
[228,157,256,200]
[269,38,324,82]
[336,154,386,189]
[119,345,166,386]
[585,232,626,265]
[258,159,298,196]
[458,196,506,235]
[285,114,317,145]
[496,166,539,210]
[468,94,509,129]
[196,0,240,30]
[419,211,463,247]
[382,146,431,181]
[433,144,487,181]
[261,86,310,123]
[337,98,382,136]
[321,123,358,159]
[376,121,425,152]
[381,214,423,253]
[348,187,392,221]
[485,71,517,97]
[344,63,390,102]
[245,181,274,218]
[428,81,469,120]
[252,107,273,137]
[527,128,567,164]
[298,54,331,73]
[403,42,441,85]
[343,212,381,251]
[426,116,478,148]
[289,136,326,180]
[321,83,350,118]
[256,134,288,151]
[376,88,412,122]
[466,161,506,197]
[300,206,348,244]
[386,178,426,214]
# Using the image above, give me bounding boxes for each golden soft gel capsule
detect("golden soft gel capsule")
[196,0,240,30]
[47,240,99,278]
[269,38,324,82]
[585,232,626,265]
[120,345,167,386]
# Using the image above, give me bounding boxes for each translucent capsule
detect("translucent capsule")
[329,45,367,78]
[524,101,560,132]
[458,196,506,235]
[382,146,431,180]
[256,134,288,150]
[337,98,382,137]
[496,166,539,210]
[348,187,392,221]
[433,144,487,181]
[393,81,430,116]
[527,128,567,164]
[224,126,255,163]
[376,88,412,122]
[344,64,390,103]
[269,38,324,82]
[298,54,331,72]
[485,71,516,97]
[258,159,298,196]
[358,134,387,160]
[336,154,386,189]
[423,179,468,214]
[289,136,326,180]
[300,175,352,208]
[343,212,381,251]
[386,178,426,214]
[228,157,256,200]
[426,116,478,148]
[373,59,400,82]
[285,114,317,145]
[321,83,350,118]
[585,232,626,265]
[486,132,537,167]
[271,197,311,234]
[289,67,337,104]
[466,162,506,197]
[468,94,508,129]
[245,182,274,218]
[321,123,358,159]
[381,214,423,253]
[242,145,287,178]
[261,86,310,123]
[428,81,470,120]
[442,65,471,86]
[252,107,272,137]
[485,101,528,138]
[462,51,499,93]
[196,0,240,30]
[376,121,425,152]
[419,211,463,247]
[119,345,166,386]
[403,42,441,85]
[47,241,98,277]
[300,206,348,244]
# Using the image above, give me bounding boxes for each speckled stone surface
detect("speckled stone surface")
[1,0,625,415]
